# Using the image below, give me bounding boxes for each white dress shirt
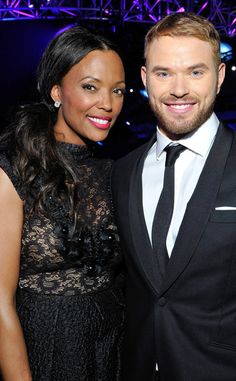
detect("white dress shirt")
[142,113,220,256]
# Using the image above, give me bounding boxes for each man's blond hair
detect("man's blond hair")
[144,12,221,67]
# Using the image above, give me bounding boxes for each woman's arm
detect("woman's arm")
[0,168,32,381]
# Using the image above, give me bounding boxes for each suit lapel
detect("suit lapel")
[129,134,162,295]
[160,123,234,294]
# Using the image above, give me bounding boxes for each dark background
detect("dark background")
[0,18,236,158]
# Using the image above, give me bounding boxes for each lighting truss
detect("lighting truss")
[0,0,235,36]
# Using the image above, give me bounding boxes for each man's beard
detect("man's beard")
[150,96,216,140]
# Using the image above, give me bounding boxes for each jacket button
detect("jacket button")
[158,297,166,306]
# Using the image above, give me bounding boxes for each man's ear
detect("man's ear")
[141,66,147,88]
[50,84,61,103]
[217,63,226,94]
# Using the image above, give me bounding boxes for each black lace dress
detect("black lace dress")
[0,142,125,381]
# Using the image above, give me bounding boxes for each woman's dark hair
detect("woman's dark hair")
[2,26,123,218]
[37,25,122,110]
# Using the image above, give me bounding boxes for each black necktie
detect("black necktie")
[152,144,186,277]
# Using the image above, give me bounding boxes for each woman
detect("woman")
[0,26,126,381]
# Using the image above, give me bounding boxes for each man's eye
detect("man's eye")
[156,72,169,78]
[191,70,203,77]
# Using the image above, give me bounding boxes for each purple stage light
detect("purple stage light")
[11,0,18,7]
[60,9,76,16]
[55,23,77,36]
[149,14,157,22]
[13,9,34,16]
[149,0,161,13]
[13,0,21,7]
[197,1,208,14]
[0,0,235,37]
[231,17,236,26]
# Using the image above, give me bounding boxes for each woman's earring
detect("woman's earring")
[54,100,61,108]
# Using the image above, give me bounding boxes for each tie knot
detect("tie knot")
[165,144,186,167]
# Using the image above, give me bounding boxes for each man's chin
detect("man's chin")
[154,102,216,138]
[158,120,199,138]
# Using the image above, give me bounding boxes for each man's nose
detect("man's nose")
[170,75,189,98]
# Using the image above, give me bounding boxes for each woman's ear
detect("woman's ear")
[50,85,61,103]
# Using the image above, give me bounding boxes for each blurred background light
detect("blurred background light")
[220,42,233,61]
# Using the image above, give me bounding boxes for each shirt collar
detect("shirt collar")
[156,113,220,160]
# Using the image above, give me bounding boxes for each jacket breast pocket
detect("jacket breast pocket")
[210,210,236,223]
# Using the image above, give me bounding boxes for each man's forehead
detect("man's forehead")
[145,36,214,64]
[146,35,211,49]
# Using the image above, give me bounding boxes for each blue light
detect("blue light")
[140,89,148,98]
[220,42,233,61]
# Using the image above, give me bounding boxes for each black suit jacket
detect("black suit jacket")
[112,123,236,381]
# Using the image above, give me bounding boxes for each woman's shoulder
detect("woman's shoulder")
[0,145,25,201]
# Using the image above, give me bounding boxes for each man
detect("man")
[112,12,236,381]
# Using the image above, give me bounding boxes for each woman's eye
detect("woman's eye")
[82,83,96,91]
[113,88,126,96]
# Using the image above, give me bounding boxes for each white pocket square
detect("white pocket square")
[215,206,236,210]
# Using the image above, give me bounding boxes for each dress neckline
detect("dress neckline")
[56,141,94,160]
